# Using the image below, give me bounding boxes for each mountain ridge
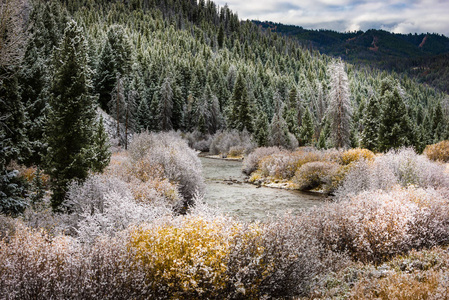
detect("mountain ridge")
[253,20,449,92]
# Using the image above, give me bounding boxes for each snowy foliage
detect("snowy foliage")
[127,131,205,202]
[336,148,449,199]
[305,186,449,263]
[258,148,323,180]
[183,130,213,152]
[0,214,349,299]
[242,147,282,175]
[61,174,170,243]
[209,130,256,157]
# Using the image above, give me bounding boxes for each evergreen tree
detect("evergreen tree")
[285,108,300,142]
[268,92,290,148]
[299,108,314,146]
[327,61,352,148]
[159,76,174,131]
[45,20,98,211]
[109,75,126,146]
[254,111,269,147]
[197,85,212,134]
[0,74,28,215]
[136,97,151,131]
[217,24,225,48]
[229,72,253,132]
[377,85,412,152]
[95,25,132,111]
[432,101,446,143]
[91,115,111,173]
[30,166,45,209]
[360,94,380,151]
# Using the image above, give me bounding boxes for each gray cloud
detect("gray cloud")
[214,0,449,36]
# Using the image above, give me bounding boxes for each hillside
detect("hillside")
[254,20,449,92]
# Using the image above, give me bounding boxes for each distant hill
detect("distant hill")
[253,21,449,92]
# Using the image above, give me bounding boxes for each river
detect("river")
[200,157,327,221]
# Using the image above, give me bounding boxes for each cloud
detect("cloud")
[213,0,449,36]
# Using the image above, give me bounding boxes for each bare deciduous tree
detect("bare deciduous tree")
[0,0,29,75]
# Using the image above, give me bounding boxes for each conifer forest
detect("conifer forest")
[1,0,449,298]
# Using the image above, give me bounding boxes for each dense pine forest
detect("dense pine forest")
[2,0,449,298]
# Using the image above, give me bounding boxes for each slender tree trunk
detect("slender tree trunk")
[116,76,120,146]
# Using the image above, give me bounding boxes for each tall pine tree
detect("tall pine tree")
[377,81,412,152]
[45,20,98,211]
[360,94,380,151]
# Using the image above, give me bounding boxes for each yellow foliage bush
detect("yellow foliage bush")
[128,216,240,297]
[18,166,50,186]
[424,140,449,162]
[293,161,340,192]
[340,148,375,165]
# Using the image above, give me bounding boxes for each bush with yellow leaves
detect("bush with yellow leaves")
[340,148,375,165]
[292,161,341,193]
[128,216,239,298]
[424,140,449,162]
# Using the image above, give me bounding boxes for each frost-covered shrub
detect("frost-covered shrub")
[0,215,349,299]
[228,146,245,158]
[0,223,153,299]
[336,148,449,199]
[21,203,64,237]
[209,130,256,157]
[225,216,349,298]
[293,161,340,193]
[62,175,170,242]
[377,148,448,188]
[183,130,213,152]
[311,246,449,299]
[242,147,282,175]
[128,131,205,203]
[350,247,449,300]
[0,214,16,242]
[259,149,322,180]
[424,140,449,162]
[306,187,449,263]
[128,177,181,206]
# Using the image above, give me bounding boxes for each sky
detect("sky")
[213,0,449,36]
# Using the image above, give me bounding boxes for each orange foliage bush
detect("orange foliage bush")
[424,140,449,162]
[19,166,50,186]
[340,148,375,165]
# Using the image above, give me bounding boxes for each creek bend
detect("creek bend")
[200,157,326,221]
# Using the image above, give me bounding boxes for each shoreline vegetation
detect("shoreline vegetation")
[2,132,449,299]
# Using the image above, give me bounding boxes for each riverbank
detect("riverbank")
[199,156,325,221]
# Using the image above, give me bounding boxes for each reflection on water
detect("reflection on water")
[200,157,327,221]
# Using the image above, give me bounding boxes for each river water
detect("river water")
[200,157,327,221]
